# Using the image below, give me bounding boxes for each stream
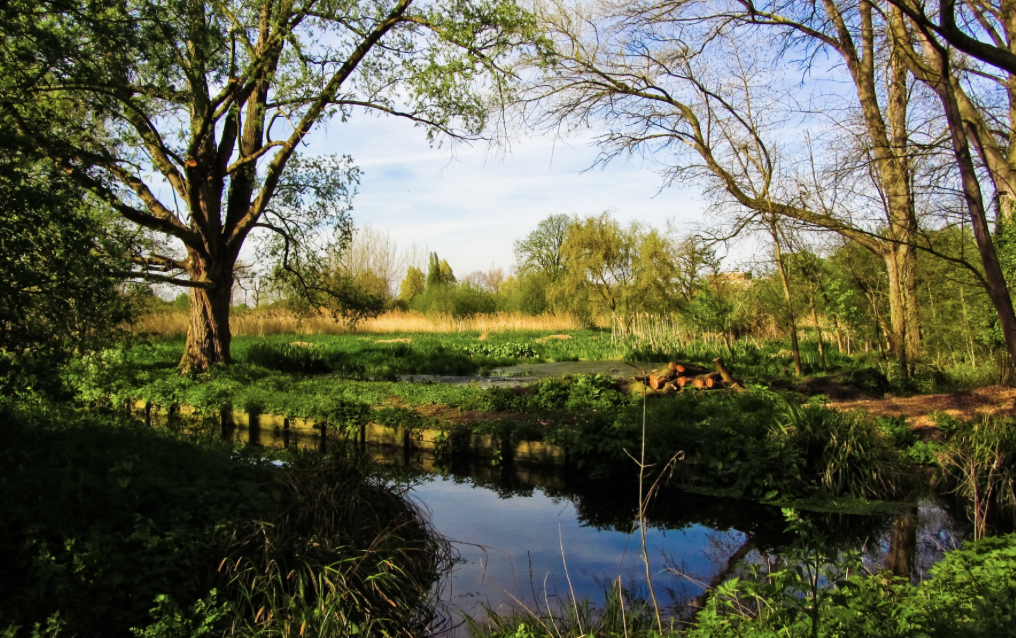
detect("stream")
[365,449,971,632]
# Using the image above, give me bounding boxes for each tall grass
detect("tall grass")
[134,310,584,338]
[935,415,1016,538]
[220,452,452,637]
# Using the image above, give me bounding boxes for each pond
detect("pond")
[398,359,657,387]
[364,448,972,633]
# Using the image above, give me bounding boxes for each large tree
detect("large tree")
[1,0,534,371]
[553,212,676,326]
[525,0,954,374]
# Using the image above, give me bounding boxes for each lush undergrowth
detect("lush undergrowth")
[70,342,940,505]
[64,331,1016,510]
[0,400,448,637]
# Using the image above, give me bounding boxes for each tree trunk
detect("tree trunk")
[180,255,235,373]
[928,50,1016,372]
[769,217,803,375]
[884,507,918,580]
[806,280,827,370]
[885,248,910,377]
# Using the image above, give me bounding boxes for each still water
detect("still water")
[390,454,971,625]
[221,426,971,628]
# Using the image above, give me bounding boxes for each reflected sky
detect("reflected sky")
[409,476,724,617]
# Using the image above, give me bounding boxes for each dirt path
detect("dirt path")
[829,385,1016,428]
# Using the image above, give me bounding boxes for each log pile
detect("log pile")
[631,358,746,394]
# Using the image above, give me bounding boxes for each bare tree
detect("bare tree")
[524,0,950,374]
[480,265,506,293]
[336,225,404,299]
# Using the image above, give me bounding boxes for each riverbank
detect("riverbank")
[0,399,447,637]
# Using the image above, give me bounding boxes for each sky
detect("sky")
[299,111,713,277]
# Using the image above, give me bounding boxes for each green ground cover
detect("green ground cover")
[0,400,446,638]
[68,332,1011,508]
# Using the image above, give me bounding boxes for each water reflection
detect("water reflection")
[205,418,972,626]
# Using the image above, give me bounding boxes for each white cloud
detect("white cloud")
[303,113,710,275]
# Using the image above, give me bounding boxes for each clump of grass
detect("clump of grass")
[243,341,331,374]
[935,415,1016,538]
[778,403,909,500]
[221,452,452,637]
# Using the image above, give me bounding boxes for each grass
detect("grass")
[0,399,450,637]
[933,414,1016,538]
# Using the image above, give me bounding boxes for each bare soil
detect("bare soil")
[830,385,1016,430]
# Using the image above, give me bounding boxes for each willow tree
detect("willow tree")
[553,212,676,327]
[2,0,534,371]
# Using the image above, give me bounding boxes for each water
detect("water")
[214,419,972,629]
[397,360,659,387]
[381,454,972,629]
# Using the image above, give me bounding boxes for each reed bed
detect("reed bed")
[133,309,584,338]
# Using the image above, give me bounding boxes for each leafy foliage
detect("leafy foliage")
[0,157,137,395]
[690,523,1016,638]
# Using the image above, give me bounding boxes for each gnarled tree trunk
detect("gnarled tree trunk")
[180,253,237,373]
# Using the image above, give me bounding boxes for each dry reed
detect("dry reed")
[133,309,584,338]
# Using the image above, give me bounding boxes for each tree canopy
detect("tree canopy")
[0,154,137,394]
[0,0,537,371]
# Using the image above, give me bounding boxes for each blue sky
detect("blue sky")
[302,111,711,276]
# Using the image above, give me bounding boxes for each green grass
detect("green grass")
[0,399,449,637]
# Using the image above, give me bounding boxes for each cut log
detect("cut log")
[673,362,710,376]
[668,361,679,371]
[649,369,676,389]
[676,376,690,387]
[692,372,721,389]
[712,358,737,384]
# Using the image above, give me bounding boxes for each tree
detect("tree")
[886,1,1016,372]
[336,225,406,300]
[0,156,137,394]
[513,213,572,280]
[885,0,1016,75]
[526,0,945,375]
[670,234,718,303]
[399,266,426,302]
[553,212,675,326]
[426,252,456,287]
[1,0,535,372]
[463,265,504,293]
